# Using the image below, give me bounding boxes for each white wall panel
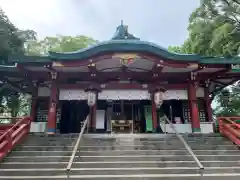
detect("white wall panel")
[98,90,150,100]
[59,89,87,100]
[164,90,187,100]
[160,123,213,134]
[38,87,50,97]
[196,87,204,98]
[58,89,204,100]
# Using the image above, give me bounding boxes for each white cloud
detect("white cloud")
[0,0,199,47]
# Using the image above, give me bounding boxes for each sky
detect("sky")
[0,0,200,48]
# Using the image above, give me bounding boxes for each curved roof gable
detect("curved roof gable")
[48,22,201,61]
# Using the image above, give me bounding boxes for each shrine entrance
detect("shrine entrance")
[108,100,149,133]
[59,100,89,134]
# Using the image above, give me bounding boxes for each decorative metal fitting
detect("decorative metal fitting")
[51,71,57,80]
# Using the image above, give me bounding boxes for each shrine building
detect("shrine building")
[0,23,240,134]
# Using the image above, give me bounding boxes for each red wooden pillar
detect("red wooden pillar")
[30,96,37,122]
[151,93,158,132]
[47,73,58,134]
[204,87,213,122]
[91,104,97,132]
[188,83,201,133]
[88,91,97,132]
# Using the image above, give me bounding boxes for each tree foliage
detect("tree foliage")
[0,8,36,64]
[0,8,97,117]
[215,85,240,116]
[26,35,97,55]
[168,0,240,116]
[183,0,240,56]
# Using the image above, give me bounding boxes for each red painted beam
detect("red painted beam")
[196,67,231,81]
[57,72,189,80]
[51,54,113,67]
[211,78,238,96]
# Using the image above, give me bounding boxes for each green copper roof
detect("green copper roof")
[200,56,240,64]
[48,40,201,61]
[0,64,18,72]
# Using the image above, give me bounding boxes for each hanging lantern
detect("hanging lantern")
[154,90,165,108]
[87,91,96,107]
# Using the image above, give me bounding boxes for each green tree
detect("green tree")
[26,35,97,55]
[168,46,184,53]
[168,0,240,116]
[183,0,240,56]
[0,8,36,118]
[0,8,36,64]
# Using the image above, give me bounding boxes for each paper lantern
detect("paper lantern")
[154,91,164,108]
[87,91,96,106]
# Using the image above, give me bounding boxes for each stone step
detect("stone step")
[80,141,233,146]
[1,174,240,180]
[1,161,240,169]
[13,146,75,151]
[82,133,223,138]
[1,167,240,176]
[77,145,237,151]
[4,154,240,162]
[81,135,227,140]
[21,142,76,146]
[13,144,237,151]
[77,155,240,162]
[9,150,240,156]
[1,133,239,180]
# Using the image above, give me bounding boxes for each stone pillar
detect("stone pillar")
[151,93,158,132]
[47,72,58,134]
[204,86,213,122]
[188,82,201,133]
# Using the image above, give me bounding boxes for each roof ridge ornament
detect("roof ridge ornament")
[112,20,140,40]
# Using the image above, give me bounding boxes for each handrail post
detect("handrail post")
[66,116,89,175]
[164,116,204,170]
[6,131,12,153]
[163,117,167,143]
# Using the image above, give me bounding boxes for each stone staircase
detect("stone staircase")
[0,133,240,179]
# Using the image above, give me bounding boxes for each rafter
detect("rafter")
[196,67,231,81]
[16,64,37,90]
[211,78,238,98]
[211,80,228,86]
[0,77,26,93]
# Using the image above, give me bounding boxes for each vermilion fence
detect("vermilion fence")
[0,117,22,135]
[218,117,240,145]
[0,117,31,161]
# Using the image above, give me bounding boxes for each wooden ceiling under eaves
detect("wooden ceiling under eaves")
[0,54,239,95]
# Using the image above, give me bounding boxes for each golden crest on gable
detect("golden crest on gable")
[112,53,138,66]
[52,62,64,67]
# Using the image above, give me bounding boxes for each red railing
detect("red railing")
[218,117,240,145]
[0,117,22,134]
[0,117,31,161]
